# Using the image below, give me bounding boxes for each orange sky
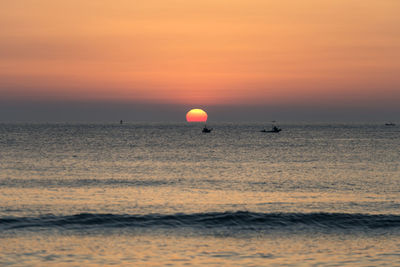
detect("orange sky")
[1,0,400,107]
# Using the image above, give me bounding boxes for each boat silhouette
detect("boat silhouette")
[202,125,213,133]
[261,126,281,133]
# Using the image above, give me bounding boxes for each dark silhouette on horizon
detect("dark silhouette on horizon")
[202,125,213,133]
[261,121,282,133]
[261,126,281,133]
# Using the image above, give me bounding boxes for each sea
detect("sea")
[0,122,399,266]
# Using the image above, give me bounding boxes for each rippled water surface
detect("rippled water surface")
[1,123,399,266]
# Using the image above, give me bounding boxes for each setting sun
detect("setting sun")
[186,109,208,122]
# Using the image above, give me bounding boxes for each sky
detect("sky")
[1,0,399,122]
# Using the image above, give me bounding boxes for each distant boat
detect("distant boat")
[202,125,213,133]
[385,122,395,126]
[261,121,282,133]
[261,126,281,133]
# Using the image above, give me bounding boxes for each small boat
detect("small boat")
[385,122,395,126]
[202,126,213,133]
[261,126,281,133]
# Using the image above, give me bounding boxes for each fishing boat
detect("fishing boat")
[261,120,282,133]
[261,126,281,133]
[202,126,213,133]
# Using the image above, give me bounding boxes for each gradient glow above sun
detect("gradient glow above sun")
[186,109,208,122]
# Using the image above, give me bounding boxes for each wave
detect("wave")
[1,211,400,232]
[0,178,173,188]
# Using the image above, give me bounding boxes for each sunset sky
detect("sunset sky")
[1,0,399,121]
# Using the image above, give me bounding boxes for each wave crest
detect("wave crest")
[1,211,400,231]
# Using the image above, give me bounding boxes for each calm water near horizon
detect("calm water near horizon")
[1,122,400,266]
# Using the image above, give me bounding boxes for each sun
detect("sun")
[186,109,208,122]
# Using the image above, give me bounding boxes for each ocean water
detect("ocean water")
[0,122,399,266]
